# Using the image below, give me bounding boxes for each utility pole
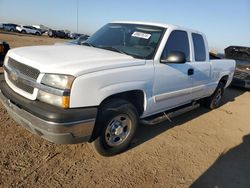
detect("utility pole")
[77,0,79,33]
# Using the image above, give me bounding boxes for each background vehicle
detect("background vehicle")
[16,25,42,35]
[0,22,235,156]
[3,23,18,32]
[0,41,10,66]
[209,52,223,59]
[48,29,67,38]
[67,35,90,45]
[225,46,250,89]
[68,33,83,39]
[54,35,90,46]
[32,25,50,34]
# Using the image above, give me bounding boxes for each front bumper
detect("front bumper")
[0,74,97,144]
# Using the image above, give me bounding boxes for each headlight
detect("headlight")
[41,74,75,89]
[38,74,75,108]
[37,90,70,108]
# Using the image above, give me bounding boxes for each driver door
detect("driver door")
[152,30,194,113]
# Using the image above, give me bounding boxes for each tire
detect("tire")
[35,32,41,36]
[205,82,225,109]
[21,30,26,34]
[48,31,53,37]
[10,28,14,32]
[90,99,139,156]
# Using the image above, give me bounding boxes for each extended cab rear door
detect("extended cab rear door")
[190,33,211,99]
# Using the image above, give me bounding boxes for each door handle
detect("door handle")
[188,68,194,76]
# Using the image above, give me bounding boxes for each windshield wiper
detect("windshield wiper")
[97,46,143,59]
[81,42,95,47]
[98,46,127,54]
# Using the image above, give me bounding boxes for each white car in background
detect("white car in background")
[16,25,41,35]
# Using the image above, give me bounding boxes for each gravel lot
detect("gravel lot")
[1,31,250,188]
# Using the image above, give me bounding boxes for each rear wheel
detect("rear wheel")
[90,99,138,156]
[205,82,225,109]
[48,31,53,37]
[21,30,26,34]
[35,32,40,36]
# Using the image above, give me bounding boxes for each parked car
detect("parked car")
[16,25,42,35]
[209,52,222,59]
[48,29,67,38]
[55,35,90,46]
[225,46,250,89]
[32,25,50,34]
[0,21,235,156]
[67,35,90,45]
[3,23,18,32]
[68,33,83,39]
[0,41,10,66]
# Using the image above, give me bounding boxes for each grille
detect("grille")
[7,74,34,94]
[8,58,40,79]
[6,58,40,94]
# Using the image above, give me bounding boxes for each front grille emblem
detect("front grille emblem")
[10,70,19,82]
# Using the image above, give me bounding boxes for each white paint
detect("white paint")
[4,21,236,118]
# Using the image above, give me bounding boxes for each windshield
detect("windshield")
[86,23,166,59]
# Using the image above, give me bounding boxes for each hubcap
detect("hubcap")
[105,114,132,147]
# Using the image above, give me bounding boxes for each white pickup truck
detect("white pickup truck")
[0,21,235,156]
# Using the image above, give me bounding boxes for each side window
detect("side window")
[192,33,206,61]
[162,30,190,61]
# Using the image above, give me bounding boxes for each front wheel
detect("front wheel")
[90,99,138,156]
[205,82,225,109]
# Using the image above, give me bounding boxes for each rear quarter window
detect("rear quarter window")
[192,33,206,61]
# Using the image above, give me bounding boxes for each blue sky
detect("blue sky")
[0,0,249,52]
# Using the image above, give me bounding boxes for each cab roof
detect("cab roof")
[112,21,203,35]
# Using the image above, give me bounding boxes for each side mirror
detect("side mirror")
[161,51,186,64]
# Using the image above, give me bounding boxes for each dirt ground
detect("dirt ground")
[0,31,250,188]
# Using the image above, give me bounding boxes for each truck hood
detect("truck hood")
[7,45,145,76]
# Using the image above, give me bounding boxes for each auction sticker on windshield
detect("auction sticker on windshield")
[132,32,151,39]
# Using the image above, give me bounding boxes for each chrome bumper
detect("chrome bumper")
[0,90,96,144]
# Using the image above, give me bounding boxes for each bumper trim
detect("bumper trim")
[0,90,96,144]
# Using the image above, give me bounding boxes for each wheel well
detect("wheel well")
[219,75,229,87]
[100,90,145,116]
[89,90,145,142]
